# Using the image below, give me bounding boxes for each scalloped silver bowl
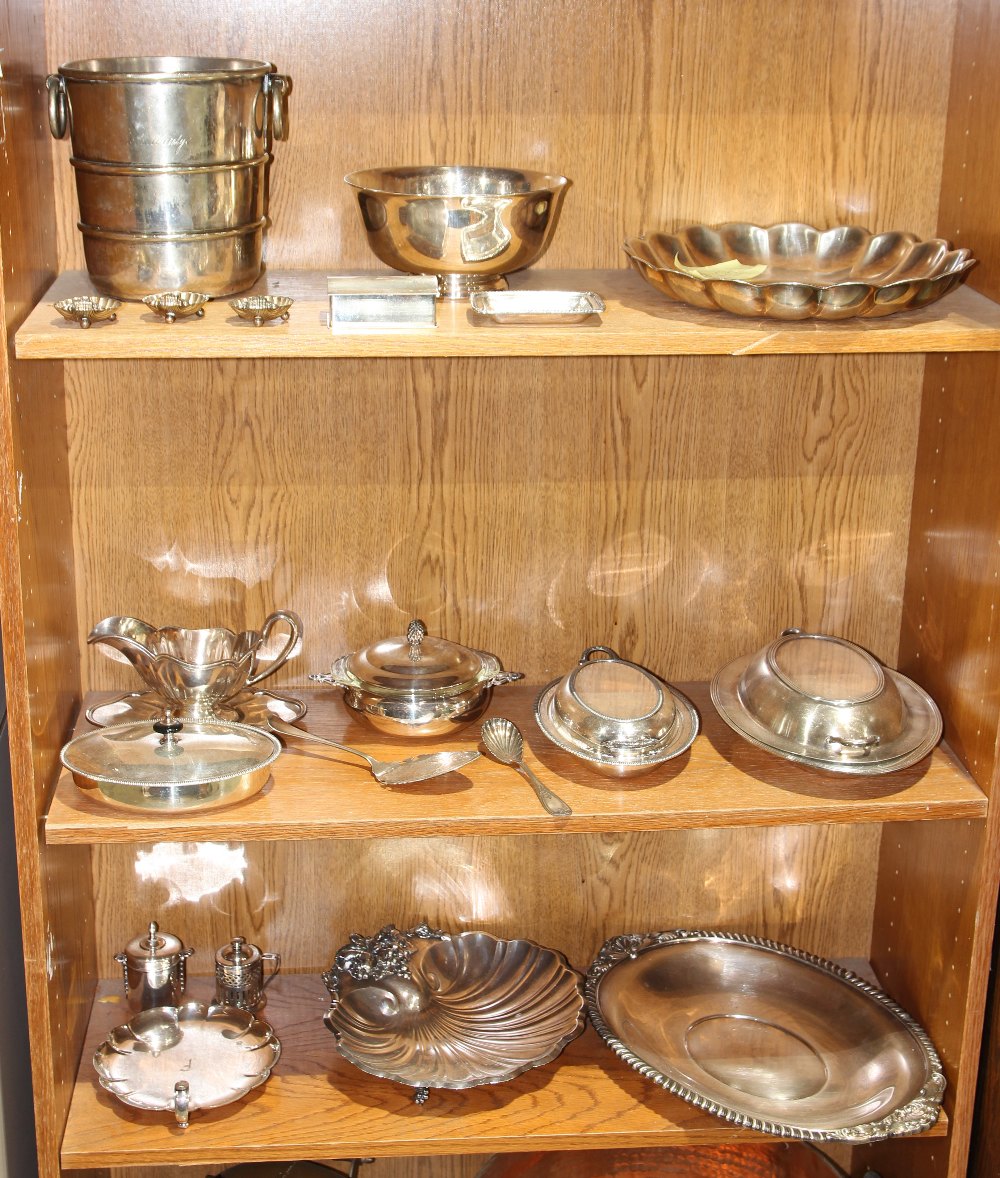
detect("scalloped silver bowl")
[93,1001,280,1127]
[324,924,585,1101]
[586,930,944,1142]
[624,223,976,320]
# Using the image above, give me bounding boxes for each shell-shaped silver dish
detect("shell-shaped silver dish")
[142,291,209,321]
[53,294,121,328]
[324,924,585,1102]
[624,223,976,320]
[587,930,944,1142]
[93,1001,280,1127]
[230,294,293,325]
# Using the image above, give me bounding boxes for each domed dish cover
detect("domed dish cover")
[322,923,585,1103]
[93,1000,280,1128]
[60,714,280,810]
[534,646,698,776]
[311,619,523,736]
[711,628,942,774]
[623,223,976,320]
[586,930,945,1142]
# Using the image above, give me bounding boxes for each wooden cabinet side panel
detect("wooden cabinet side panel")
[0,3,95,1175]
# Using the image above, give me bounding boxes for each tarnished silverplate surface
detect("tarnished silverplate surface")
[624,223,976,320]
[469,290,605,323]
[711,630,942,775]
[87,687,306,728]
[93,1001,280,1127]
[587,930,944,1142]
[323,923,585,1103]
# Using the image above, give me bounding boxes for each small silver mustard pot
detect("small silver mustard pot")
[214,936,280,1012]
[114,920,194,1012]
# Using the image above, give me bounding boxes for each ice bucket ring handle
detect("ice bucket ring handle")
[46,75,68,140]
[265,72,291,142]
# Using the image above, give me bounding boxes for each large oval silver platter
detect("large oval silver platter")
[586,930,944,1141]
[324,924,585,1102]
[624,223,975,320]
[94,1001,280,1125]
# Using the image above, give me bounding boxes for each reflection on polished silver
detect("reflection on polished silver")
[47,57,290,297]
[312,618,523,737]
[345,166,570,299]
[469,289,605,324]
[114,920,194,1012]
[61,714,280,811]
[323,924,585,1103]
[711,629,943,774]
[87,686,307,729]
[535,646,699,776]
[268,716,480,786]
[88,611,303,719]
[624,223,976,320]
[93,1000,281,1127]
[53,295,120,328]
[230,294,294,325]
[142,291,210,321]
[480,717,572,816]
[586,930,945,1141]
[214,936,280,1013]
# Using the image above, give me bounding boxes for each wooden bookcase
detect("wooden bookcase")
[0,2,998,1176]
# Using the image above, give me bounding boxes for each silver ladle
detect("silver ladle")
[268,717,480,786]
[480,717,572,816]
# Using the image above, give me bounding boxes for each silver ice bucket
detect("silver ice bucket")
[47,56,290,298]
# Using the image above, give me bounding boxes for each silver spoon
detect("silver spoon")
[268,717,480,786]
[480,717,572,816]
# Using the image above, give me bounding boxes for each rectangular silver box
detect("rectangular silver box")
[328,275,438,329]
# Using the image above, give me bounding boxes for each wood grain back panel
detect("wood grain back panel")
[43,0,955,273]
[89,823,880,982]
[68,353,922,693]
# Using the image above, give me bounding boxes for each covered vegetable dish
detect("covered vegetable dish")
[312,618,522,736]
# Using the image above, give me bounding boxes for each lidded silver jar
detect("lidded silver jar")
[313,619,523,737]
[114,921,194,1012]
[214,936,280,1013]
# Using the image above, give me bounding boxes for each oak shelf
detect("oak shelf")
[44,683,986,846]
[16,270,1000,360]
[60,974,947,1169]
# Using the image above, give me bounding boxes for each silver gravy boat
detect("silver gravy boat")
[89,610,302,718]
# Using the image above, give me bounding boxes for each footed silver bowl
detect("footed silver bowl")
[345,166,570,299]
[323,923,585,1102]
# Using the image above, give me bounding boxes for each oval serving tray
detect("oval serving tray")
[586,930,944,1142]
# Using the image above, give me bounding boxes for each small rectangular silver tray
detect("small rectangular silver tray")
[328,275,438,330]
[469,290,605,324]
